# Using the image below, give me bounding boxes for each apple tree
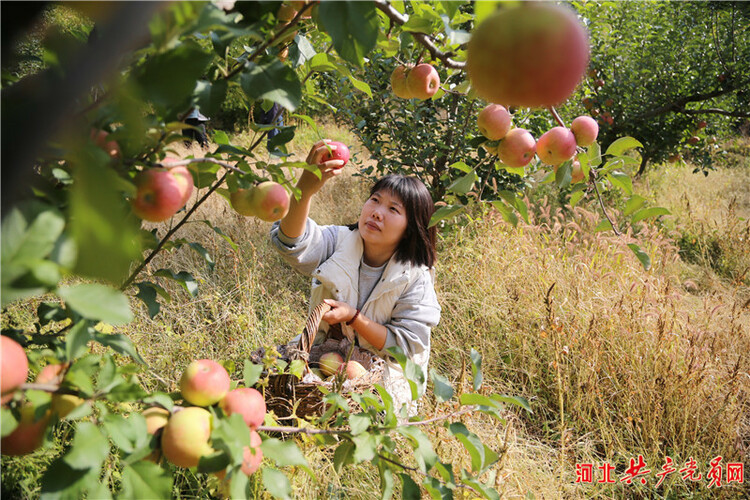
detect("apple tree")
[1,1,671,498]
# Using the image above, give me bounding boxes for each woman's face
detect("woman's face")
[358,189,408,253]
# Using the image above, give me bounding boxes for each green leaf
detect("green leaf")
[349,413,371,436]
[243,360,263,387]
[491,394,532,413]
[594,220,613,232]
[430,370,454,403]
[446,171,478,195]
[397,426,437,473]
[474,0,502,26]
[1,203,65,268]
[333,441,355,474]
[308,53,337,72]
[92,332,145,364]
[449,161,472,174]
[142,393,174,412]
[496,162,526,177]
[193,79,228,118]
[40,457,100,500]
[2,407,18,437]
[569,191,585,208]
[240,60,302,111]
[135,282,162,318]
[400,473,421,500]
[120,461,173,500]
[628,244,652,271]
[66,321,94,361]
[348,75,372,98]
[202,221,238,251]
[262,467,292,500]
[605,136,643,156]
[153,269,198,297]
[102,413,140,453]
[58,284,133,325]
[490,201,518,226]
[607,172,633,195]
[352,432,378,463]
[429,205,465,228]
[319,1,379,67]
[631,207,671,224]
[449,422,485,472]
[187,242,215,271]
[623,195,646,216]
[64,422,109,470]
[261,438,310,469]
[378,462,395,500]
[554,161,572,189]
[470,349,482,391]
[587,141,602,167]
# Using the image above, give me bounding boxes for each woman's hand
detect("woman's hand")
[296,140,345,198]
[322,299,356,325]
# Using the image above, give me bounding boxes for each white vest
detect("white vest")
[309,227,431,415]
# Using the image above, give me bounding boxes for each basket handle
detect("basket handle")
[296,301,332,357]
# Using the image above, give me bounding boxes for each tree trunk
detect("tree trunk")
[636,152,651,177]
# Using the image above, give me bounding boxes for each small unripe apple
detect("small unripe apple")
[220,388,266,429]
[321,141,350,168]
[570,116,599,147]
[406,64,440,100]
[390,66,412,99]
[90,128,121,159]
[161,407,214,468]
[496,128,537,168]
[35,363,84,418]
[230,189,257,217]
[536,127,577,165]
[556,160,585,183]
[241,430,263,475]
[1,404,49,455]
[466,3,589,107]
[162,157,194,205]
[319,352,343,377]
[344,361,367,380]
[180,359,231,407]
[477,104,512,141]
[131,168,188,222]
[1,336,28,405]
[248,182,290,222]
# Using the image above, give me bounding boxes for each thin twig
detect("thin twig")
[592,178,621,236]
[153,157,245,175]
[548,106,566,128]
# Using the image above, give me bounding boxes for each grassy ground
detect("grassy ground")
[2,128,749,499]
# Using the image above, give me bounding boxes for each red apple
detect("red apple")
[241,430,263,475]
[582,98,594,110]
[277,4,297,22]
[466,3,589,107]
[90,128,121,159]
[406,63,440,100]
[131,168,188,222]
[319,352,343,377]
[343,361,367,380]
[697,120,707,129]
[390,66,412,99]
[162,157,194,205]
[321,141,350,168]
[248,181,290,222]
[496,128,537,168]
[220,388,266,429]
[570,116,599,147]
[536,127,577,165]
[477,104,512,141]
[595,79,605,88]
[1,336,28,405]
[688,136,700,145]
[1,404,49,455]
[180,359,230,407]
[161,407,214,468]
[668,154,682,163]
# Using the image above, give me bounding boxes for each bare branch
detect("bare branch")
[635,77,750,120]
[374,0,466,70]
[677,108,750,119]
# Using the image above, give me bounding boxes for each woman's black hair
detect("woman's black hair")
[349,175,437,268]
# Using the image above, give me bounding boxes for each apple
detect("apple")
[241,430,263,475]
[344,361,367,380]
[556,160,585,184]
[318,352,343,377]
[161,407,214,468]
[406,63,440,100]
[536,127,577,165]
[688,136,700,145]
[496,128,537,168]
[141,406,170,462]
[582,98,594,110]
[390,66,412,99]
[321,141,350,168]
[162,157,194,205]
[1,336,28,405]
[248,181,290,222]
[90,128,121,159]
[1,404,49,455]
[477,104,512,141]
[230,189,256,217]
[180,359,231,407]
[220,388,266,429]
[604,98,614,107]
[35,363,84,418]
[595,79,605,88]
[697,120,707,129]
[131,168,188,222]
[668,154,682,163]
[570,116,599,147]
[466,3,589,107]
[277,4,297,22]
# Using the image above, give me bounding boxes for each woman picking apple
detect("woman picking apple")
[270,140,441,416]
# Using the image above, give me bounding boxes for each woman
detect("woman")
[270,140,441,415]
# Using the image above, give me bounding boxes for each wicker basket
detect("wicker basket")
[260,302,385,419]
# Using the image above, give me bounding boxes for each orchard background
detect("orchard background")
[1,1,749,499]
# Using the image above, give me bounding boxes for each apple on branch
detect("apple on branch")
[536,127,577,166]
[131,168,192,222]
[180,359,231,407]
[496,128,537,168]
[220,387,266,429]
[1,336,28,405]
[570,116,599,147]
[1,404,49,456]
[477,104,512,141]
[35,363,84,418]
[161,407,214,468]
[406,63,440,100]
[390,66,413,99]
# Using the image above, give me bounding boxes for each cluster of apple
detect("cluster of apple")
[317,351,367,380]
[1,337,85,455]
[580,72,615,127]
[477,104,599,182]
[390,64,441,100]
[152,359,266,478]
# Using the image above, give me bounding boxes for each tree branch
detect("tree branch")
[677,108,750,118]
[374,0,466,70]
[592,178,621,236]
[635,77,750,120]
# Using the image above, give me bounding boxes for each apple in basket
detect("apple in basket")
[319,352,343,376]
[344,361,367,380]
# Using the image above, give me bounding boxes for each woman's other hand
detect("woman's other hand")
[297,140,345,198]
[322,299,356,325]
